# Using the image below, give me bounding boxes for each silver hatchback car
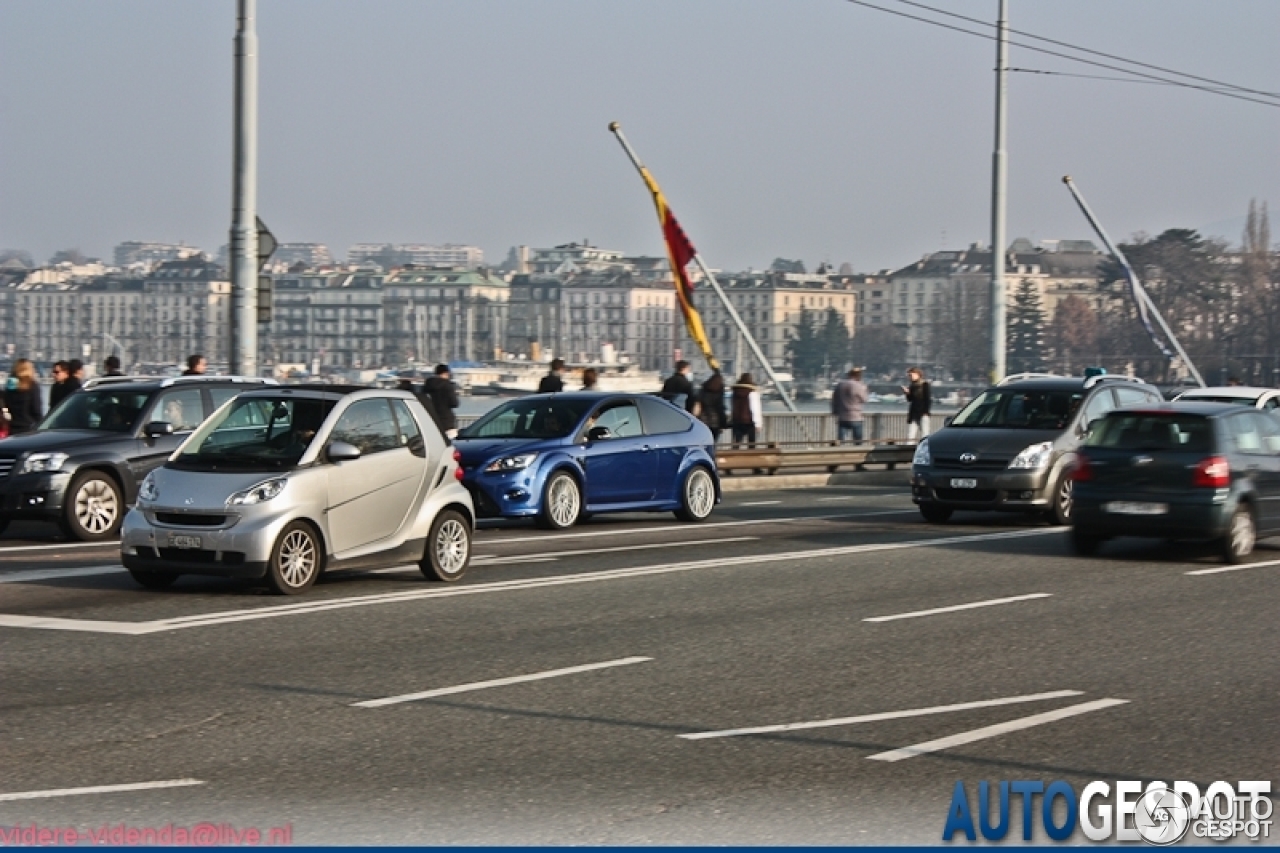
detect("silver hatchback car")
[121,386,474,594]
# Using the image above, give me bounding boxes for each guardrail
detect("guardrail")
[715,442,915,475]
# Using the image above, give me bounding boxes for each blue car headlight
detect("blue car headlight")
[485,453,537,473]
[226,477,287,506]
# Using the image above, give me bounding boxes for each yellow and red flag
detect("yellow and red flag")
[636,165,719,370]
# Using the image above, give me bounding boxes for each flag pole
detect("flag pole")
[1062,176,1205,387]
[608,122,799,413]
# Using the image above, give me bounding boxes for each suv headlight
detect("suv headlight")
[485,453,537,473]
[912,439,932,467]
[226,477,287,506]
[138,472,159,503]
[19,452,68,475]
[1008,441,1054,470]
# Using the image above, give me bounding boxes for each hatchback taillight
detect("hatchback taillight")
[1072,454,1094,482]
[452,448,464,480]
[1193,455,1230,488]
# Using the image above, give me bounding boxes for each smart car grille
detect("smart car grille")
[155,512,228,527]
[0,457,15,479]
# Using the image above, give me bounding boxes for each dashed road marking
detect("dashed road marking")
[863,593,1052,622]
[0,779,205,803]
[1185,557,1280,576]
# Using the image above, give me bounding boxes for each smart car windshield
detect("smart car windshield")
[170,396,336,471]
[950,388,1083,429]
[458,398,595,440]
[40,389,152,433]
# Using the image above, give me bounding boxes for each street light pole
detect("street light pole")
[229,0,259,377]
[989,0,1009,382]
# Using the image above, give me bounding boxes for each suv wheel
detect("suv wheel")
[1045,473,1073,526]
[420,509,471,582]
[1220,504,1255,564]
[62,472,123,541]
[919,503,953,523]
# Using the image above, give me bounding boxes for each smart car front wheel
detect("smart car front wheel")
[265,521,323,595]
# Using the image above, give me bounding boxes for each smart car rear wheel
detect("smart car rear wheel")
[127,568,178,589]
[265,521,322,595]
[1219,504,1255,564]
[421,509,471,582]
[674,467,716,522]
[536,472,581,530]
[62,472,123,542]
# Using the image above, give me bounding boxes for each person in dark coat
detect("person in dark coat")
[903,366,932,440]
[581,367,599,390]
[661,360,696,412]
[729,373,762,448]
[182,354,207,376]
[537,358,565,393]
[4,359,44,435]
[102,355,124,377]
[421,363,460,439]
[49,361,81,411]
[697,370,727,444]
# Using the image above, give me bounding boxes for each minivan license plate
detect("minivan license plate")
[949,478,978,489]
[169,535,202,549]
[1104,501,1168,516]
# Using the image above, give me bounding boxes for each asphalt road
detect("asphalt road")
[0,487,1276,844]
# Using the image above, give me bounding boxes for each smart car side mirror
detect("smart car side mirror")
[327,441,362,463]
[587,426,613,442]
[144,421,174,437]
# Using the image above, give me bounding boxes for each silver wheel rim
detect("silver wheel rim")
[278,529,317,588]
[547,476,579,527]
[1231,509,1255,556]
[75,479,118,535]
[686,470,714,518]
[434,518,469,575]
[1058,477,1073,521]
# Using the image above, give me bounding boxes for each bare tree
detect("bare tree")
[1045,295,1099,374]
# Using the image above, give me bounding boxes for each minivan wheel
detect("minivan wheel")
[1220,504,1255,564]
[128,568,178,589]
[265,521,322,595]
[674,467,716,522]
[536,472,581,530]
[421,509,471,582]
[919,503,953,523]
[62,472,123,541]
[1045,474,1073,525]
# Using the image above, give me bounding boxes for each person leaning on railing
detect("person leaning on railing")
[832,367,869,444]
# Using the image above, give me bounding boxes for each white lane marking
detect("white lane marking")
[479,511,894,544]
[354,656,652,708]
[1186,557,1280,576]
[866,698,1130,762]
[0,565,123,584]
[679,690,1083,740]
[0,541,119,554]
[0,779,205,802]
[737,500,782,506]
[816,495,857,502]
[0,528,1061,635]
[863,593,1053,623]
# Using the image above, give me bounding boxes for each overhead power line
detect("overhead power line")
[843,0,1280,109]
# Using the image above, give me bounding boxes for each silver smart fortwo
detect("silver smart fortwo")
[121,385,474,594]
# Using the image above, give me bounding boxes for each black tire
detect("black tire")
[535,471,581,530]
[674,466,716,522]
[1219,503,1255,564]
[62,471,124,541]
[1071,526,1103,556]
[265,521,323,595]
[919,503,953,523]
[420,509,471,582]
[0,518,10,537]
[1045,472,1074,526]
[128,568,178,590]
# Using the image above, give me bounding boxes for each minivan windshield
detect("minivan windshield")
[458,398,595,440]
[40,389,152,433]
[950,388,1084,430]
[171,396,336,471]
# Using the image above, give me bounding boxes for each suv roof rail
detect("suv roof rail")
[1083,374,1147,389]
[996,372,1064,386]
[82,374,277,390]
[82,375,164,389]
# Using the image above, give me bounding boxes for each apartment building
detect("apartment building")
[381,267,509,365]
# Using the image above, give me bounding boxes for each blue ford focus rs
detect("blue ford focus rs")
[454,392,720,529]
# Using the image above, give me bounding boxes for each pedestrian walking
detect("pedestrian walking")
[662,360,697,412]
[102,355,124,377]
[581,367,599,390]
[730,372,763,448]
[68,359,85,386]
[903,366,932,440]
[4,359,44,435]
[537,358,566,393]
[697,369,727,444]
[49,360,81,411]
[182,354,207,376]
[421,363,460,440]
[832,367,870,444]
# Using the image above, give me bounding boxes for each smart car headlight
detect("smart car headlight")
[912,439,932,467]
[18,452,68,475]
[138,471,159,503]
[1008,441,1054,470]
[485,453,537,473]
[226,477,287,506]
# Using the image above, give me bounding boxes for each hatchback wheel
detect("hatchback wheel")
[421,509,471,582]
[919,503,953,523]
[63,472,123,541]
[265,521,322,595]
[1220,504,1255,564]
[1045,473,1073,525]
[674,467,716,522]
[1070,526,1103,557]
[536,472,581,530]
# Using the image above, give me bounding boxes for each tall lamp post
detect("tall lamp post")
[229,0,259,377]
[989,0,1009,382]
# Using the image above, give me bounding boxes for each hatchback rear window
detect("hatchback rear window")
[1086,413,1213,453]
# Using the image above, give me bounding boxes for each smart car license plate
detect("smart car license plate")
[169,534,202,549]
[949,478,978,489]
[1104,501,1169,516]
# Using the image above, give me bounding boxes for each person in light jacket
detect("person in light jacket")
[832,367,870,444]
[729,373,763,448]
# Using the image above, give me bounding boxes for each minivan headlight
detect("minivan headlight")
[138,472,159,503]
[485,453,537,473]
[226,477,287,506]
[19,452,68,475]
[1008,441,1054,470]
[912,439,932,467]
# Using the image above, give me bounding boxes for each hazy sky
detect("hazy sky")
[2,1,1277,272]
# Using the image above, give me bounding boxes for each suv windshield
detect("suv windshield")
[459,398,595,440]
[171,396,336,471]
[1085,412,1213,453]
[951,388,1083,430]
[40,389,152,433]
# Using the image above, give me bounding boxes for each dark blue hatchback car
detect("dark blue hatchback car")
[454,392,720,529]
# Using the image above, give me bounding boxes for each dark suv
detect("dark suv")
[0,376,274,540]
[911,374,1164,524]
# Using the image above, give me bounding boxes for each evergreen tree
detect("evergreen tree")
[785,307,825,379]
[820,307,851,374]
[1006,278,1045,373]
